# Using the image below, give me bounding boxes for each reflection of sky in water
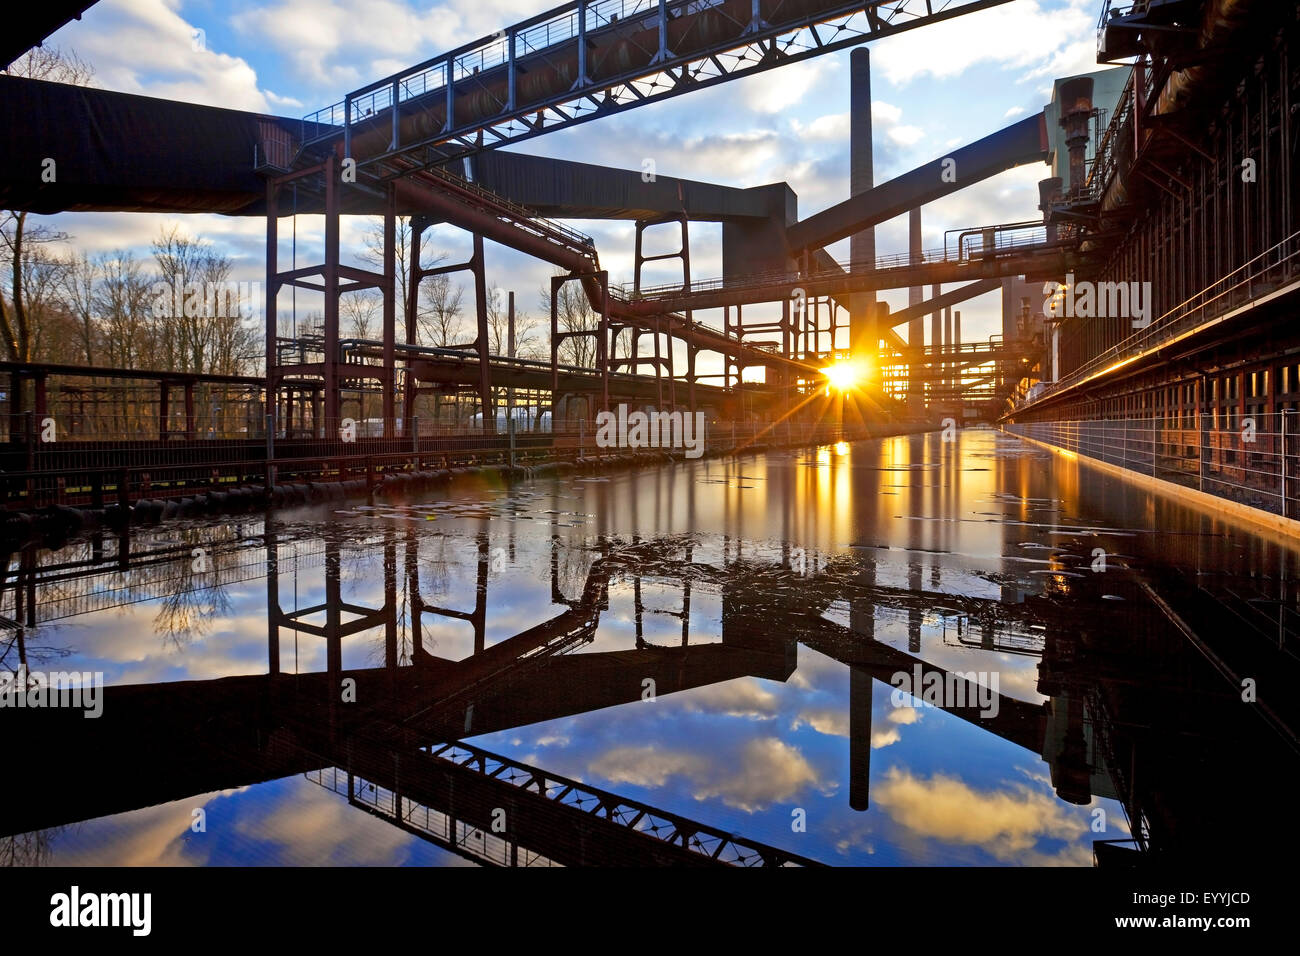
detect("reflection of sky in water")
[35,778,468,867]
[470,658,1118,866]
[9,428,1293,866]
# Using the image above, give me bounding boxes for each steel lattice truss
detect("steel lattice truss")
[422,741,823,866]
[307,0,1012,173]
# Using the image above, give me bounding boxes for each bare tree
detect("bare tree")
[0,214,69,361]
[1,48,94,363]
[95,251,152,431]
[3,46,94,84]
[60,251,101,365]
[419,266,466,347]
[150,225,259,375]
[19,245,71,362]
[541,271,600,367]
[486,283,542,358]
[360,216,412,321]
[341,288,382,340]
[96,251,150,370]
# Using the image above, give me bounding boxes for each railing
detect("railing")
[620,222,1057,301]
[1084,62,1135,199]
[1005,411,1300,519]
[0,530,326,626]
[1,418,905,513]
[298,0,1014,171]
[306,766,562,867]
[945,221,1050,261]
[1025,229,1300,406]
[304,0,682,140]
[1097,0,1148,35]
[417,164,596,253]
[422,740,822,866]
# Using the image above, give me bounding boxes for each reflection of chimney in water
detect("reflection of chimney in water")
[849,666,873,812]
[849,557,876,812]
[908,562,923,654]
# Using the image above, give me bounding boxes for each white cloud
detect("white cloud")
[588,738,831,813]
[692,738,829,812]
[791,708,849,737]
[682,677,780,719]
[49,0,281,111]
[887,707,921,725]
[739,58,841,115]
[887,125,925,147]
[587,746,709,789]
[873,767,1090,863]
[870,727,901,748]
[870,0,1099,88]
[794,112,850,143]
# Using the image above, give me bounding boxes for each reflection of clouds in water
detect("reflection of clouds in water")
[867,707,924,748]
[871,728,901,749]
[794,701,923,744]
[787,646,848,692]
[694,738,833,812]
[56,592,273,685]
[994,660,1046,702]
[588,737,832,814]
[680,677,780,720]
[792,708,848,737]
[42,788,247,866]
[872,767,1091,864]
[41,777,467,867]
[235,783,462,866]
[587,746,710,789]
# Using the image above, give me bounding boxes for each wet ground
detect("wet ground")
[2,426,1297,866]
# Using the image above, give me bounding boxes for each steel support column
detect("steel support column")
[383,184,397,435]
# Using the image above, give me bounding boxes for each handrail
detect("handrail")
[414,164,596,253]
[620,222,1057,300]
[1021,229,1300,410]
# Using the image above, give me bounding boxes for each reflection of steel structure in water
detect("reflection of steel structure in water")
[307,740,823,868]
[0,524,307,626]
[5,523,1285,863]
[942,612,1047,657]
[308,765,561,867]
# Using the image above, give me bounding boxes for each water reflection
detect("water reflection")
[1,428,1297,866]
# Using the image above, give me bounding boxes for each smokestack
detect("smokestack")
[908,208,923,413]
[930,283,941,408]
[1058,77,1094,197]
[849,48,876,363]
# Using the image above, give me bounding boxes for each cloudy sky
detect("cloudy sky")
[36,0,1111,346]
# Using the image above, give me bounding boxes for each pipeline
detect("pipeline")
[1153,0,1259,119]
[1101,0,1273,216]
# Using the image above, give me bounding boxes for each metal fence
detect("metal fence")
[1,417,892,511]
[1005,411,1300,518]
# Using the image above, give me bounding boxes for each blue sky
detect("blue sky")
[38,0,1113,345]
